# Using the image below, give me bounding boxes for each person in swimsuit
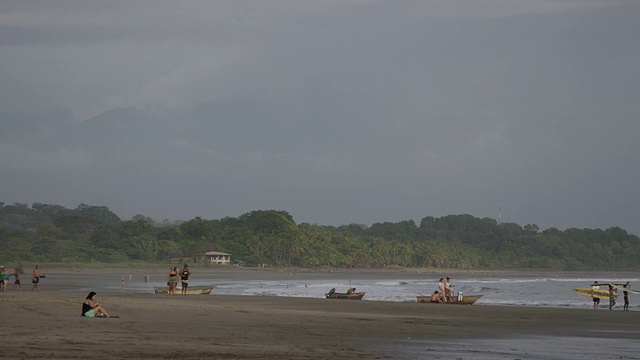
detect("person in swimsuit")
[437,278,445,303]
[623,282,630,311]
[180,264,191,295]
[31,265,41,292]
[592,281,600,309]
[444,277,453,303]
[167,267,178,295]
[82,292,112,318]
[608,284,616,310]
[12,267,22,291]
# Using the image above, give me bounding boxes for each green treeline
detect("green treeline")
[1,202,639,270]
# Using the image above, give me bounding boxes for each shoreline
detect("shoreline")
[2,289,639,359]
[22,264,636,277]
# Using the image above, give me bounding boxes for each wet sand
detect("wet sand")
[1,268,639,359]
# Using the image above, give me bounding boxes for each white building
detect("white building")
[204,251,232,264]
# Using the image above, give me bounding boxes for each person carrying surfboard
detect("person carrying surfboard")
[592,281,600,309]
[608,284,617,310]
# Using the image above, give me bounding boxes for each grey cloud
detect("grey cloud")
[0,1,639,236]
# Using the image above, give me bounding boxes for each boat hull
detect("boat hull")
[154,286,214,295]
[416,294,482,305]
[326,292,366,300]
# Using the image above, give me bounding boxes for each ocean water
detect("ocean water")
[95,271,640,311]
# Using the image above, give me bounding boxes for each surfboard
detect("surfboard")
[619,288,640,295]
[591,283,639,295]
[591,282,628,287]
[573,287,618,300]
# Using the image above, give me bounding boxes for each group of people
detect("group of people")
[430,277,455,303]
[0,264,42,292]
[591,281,630,311]
[81,263,194,318]
[166,263,191,295]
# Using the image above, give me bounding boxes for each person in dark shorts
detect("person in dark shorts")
[12,267,22,291]
[31,265,41,292]
[592,281,600,309]
[623,282,630,311]
[180,264,191,295]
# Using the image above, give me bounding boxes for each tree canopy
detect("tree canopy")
[1,202,639,270]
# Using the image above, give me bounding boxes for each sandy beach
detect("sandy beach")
[1,268,639,359]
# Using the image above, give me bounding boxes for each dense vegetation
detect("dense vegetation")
[1,202,639,270]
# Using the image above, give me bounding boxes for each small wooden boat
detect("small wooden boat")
[325,288,366,300]
[416,294,483,305]
[154,286,214,295]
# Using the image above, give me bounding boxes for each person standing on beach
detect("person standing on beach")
[3,267,10,290]
[31,265,41,292]
[12,267,22,291]
[444,277,453,303]
[167,267,178,295]
[591,281,600,309]
[180,264,191,295]
[608,284,616,310]
[622,282,630,311]
[0,266,6,291]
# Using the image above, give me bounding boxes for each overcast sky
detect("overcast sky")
[1,0,639,235]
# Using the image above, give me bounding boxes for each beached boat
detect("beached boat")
[416,294,483,305]
[154,286,214,295]
[325,288,366,300]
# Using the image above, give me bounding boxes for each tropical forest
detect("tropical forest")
[1,202,639,271]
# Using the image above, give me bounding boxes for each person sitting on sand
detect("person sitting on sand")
[430,291,441,303]
[82,292,113,318]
